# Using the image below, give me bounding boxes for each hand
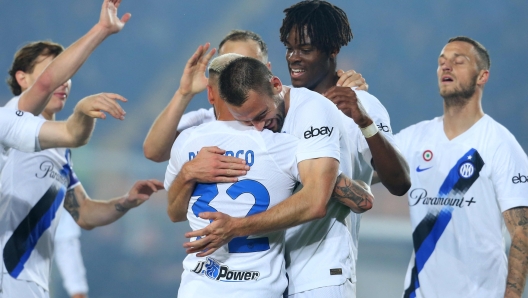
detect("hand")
[71,294,87,298]
[122,179,164,209]
[98,0,131,35]
[74,93,127,120]
[336,69,368,91]
[183,212,239,257]
[324,86,373,127]
[182,146,250,183]
[178,43,217,97]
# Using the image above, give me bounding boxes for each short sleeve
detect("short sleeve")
[165,129,193,190]
[290,92,341,163]
[491,136,528,212]
[0,108,45,153]
[177,108,215,132]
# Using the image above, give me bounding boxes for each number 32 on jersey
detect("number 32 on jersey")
[191,180,270,253]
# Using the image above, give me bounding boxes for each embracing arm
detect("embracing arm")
[64,180,163,230]
[19,0,130,115]
[183,157,339,256]
[503,206,528,298]
[143,44,216,162]
[166,146,249,222]
[331,173,373,213]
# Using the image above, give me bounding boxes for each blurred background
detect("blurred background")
[1,0,527,297]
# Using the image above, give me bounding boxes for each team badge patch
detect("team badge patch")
[423,150,433,161]
[459,161,475,179]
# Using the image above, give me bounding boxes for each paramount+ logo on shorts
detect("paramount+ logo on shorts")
[304,126,334,139]
[512,173,528,184]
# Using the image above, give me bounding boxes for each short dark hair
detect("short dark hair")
[448,36,491,71]
[218,57,273,107]
[218,30,268,62]
[280,0,353,53]
[7,41,64,96]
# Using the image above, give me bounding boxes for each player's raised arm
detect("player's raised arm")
[38,93,127,150]
[18,0,131,115]
[143,44,216,162]
[184,158,373,257]
[64,180,163,230]
[324,86,411,195]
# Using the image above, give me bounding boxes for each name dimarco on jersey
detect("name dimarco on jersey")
[189,149,255,166]
[409,188,477,208]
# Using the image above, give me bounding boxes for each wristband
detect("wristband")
[360,122,379,138]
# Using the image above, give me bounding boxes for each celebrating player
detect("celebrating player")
[1,0,132,171]
[0,1,164,298]
[165,53,301,298]
[393,37,528,297]
[143,29,368,164]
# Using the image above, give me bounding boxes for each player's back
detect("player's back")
[165,121,299,298]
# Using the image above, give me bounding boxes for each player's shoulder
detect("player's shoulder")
[479,115,521,147]
[289,87,341,116]
[3,96,20,109]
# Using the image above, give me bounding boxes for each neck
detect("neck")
[41,110,55,121]
[312,70,339,95]
[442,91,484,140]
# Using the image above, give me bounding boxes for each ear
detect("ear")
[266,61,272,71]
[330,48,340,60]
[477,69,489,86]
[15,70,30,91]
[206,85,215,105]
[270,76,283,95]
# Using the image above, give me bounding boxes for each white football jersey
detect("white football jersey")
[165,120,300,298]
[0,96,80,291]
[0,105,44,175]
[177,107,215,132]
[281,87,354,294]
[395,115,528,298]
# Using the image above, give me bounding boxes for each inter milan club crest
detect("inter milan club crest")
[423,150,433,162]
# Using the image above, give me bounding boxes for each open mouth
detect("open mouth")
[290,68,305,78]
[53,92,67,99]
[441,76,454,83]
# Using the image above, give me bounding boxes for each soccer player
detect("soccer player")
[173,56,375,298]
[1,0,132,170]
[280,0,410,193]
[393,37,528,297]
[165,53,301,298]
[143,29,367,164]
[0,1,165,297]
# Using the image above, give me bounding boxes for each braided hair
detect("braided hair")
[280,0,353,53]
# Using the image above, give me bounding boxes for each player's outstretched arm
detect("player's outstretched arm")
[331,173,373,213]
[503,207,528,298]
[64,180,163,230]
[183,157,339,257]
[143,44,216,162]
[18,0,131,115]
[38,93,127,150]
[166,146,249,222]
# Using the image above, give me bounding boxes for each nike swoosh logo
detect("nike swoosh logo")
[416,166,433,172]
